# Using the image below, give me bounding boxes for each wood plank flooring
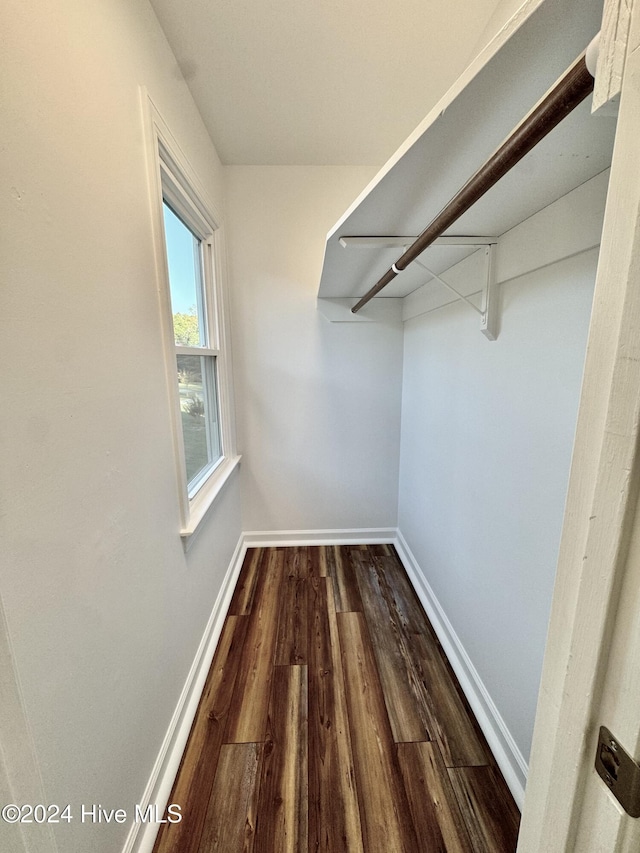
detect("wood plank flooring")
[154,545,520,853]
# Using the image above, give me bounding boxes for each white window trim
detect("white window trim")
[142,89,240,544]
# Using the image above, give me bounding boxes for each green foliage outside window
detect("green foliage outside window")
[173,308,200,346]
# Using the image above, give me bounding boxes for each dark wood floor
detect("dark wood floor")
[154,544,520,852]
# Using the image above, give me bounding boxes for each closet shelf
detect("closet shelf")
[317,0,616,307]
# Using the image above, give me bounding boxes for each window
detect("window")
[146,96,239,540]
[162,201,221,495]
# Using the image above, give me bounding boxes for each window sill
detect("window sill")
[180,454,241,545]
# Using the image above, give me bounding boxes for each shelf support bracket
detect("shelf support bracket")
[415,243,498,340]
[415,260,483,315]
[481,244,498,341]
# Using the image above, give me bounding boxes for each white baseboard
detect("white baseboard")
[394,529,528,809]
[122,534,247,853]
[242,527,397,548]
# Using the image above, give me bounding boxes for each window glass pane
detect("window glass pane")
[163,203,206,347]
[201,357,222,469]
[177,354,221,490]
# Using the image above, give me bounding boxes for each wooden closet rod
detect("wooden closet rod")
[351,52,595,313]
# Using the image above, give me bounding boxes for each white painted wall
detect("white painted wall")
[397,185,603,762]
[224,167,403,533]
[0,1,241,851]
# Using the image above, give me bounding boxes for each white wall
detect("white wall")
[225,167,404,533]
[397,186,603,764]
[0,1,241,851]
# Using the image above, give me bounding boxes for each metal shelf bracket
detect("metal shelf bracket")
[415,242,498,340]
[481,244,498,341]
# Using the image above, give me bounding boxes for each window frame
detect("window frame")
[162,196,222,496]
[143,92,239,543]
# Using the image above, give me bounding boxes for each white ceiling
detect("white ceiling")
[149,0,504,165]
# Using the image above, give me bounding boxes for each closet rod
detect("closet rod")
[351,51,595,313]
